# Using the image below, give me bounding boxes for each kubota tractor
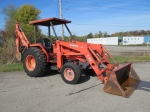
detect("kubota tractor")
[15,17,140,98]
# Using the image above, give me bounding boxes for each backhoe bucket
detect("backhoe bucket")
[103,63,140,98]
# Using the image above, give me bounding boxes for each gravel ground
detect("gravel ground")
[105,45,150,56]
[0,61,150,112]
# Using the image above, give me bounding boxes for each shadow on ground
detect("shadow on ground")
[41,70,150,93]
[67,72,101,96]
[137,80,150,92]
[42,70,59,77]
[77,70,97,84]
[42,69,97,84]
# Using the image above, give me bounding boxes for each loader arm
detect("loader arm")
[57,40,117,83]
[57,40,140,97]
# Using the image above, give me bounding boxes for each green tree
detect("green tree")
[94,33,99,38]
[1,4,41,63]
[1,5,17,63]
[103,32,108,37]
[15,4,41,43]
[87,33,93,38]
[2,5,17,36]
[99,31,103,38]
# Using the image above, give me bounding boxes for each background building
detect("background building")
[144,36,150,43]
[122,37,144,45]
[87,37,118,45]
[87,36,150,45]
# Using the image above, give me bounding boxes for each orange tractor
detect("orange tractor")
[15,17,140,98]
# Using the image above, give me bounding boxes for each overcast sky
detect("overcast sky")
[0,0,150,36]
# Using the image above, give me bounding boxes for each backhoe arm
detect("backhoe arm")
[15,23,30,60]
[15,23,29,52]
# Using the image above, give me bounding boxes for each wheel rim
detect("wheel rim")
[25,55,36,71]
[64,68,75,81]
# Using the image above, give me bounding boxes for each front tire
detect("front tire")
[23,47,47,77]
[60,63,81,84]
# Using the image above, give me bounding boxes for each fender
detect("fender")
[30,44,49,62]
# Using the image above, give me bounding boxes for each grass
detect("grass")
[119,44,147,46]
[0,63,23,72]
[113,56,150,64]
[0,56,150,72]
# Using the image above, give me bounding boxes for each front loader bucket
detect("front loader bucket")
[103,63,140,98]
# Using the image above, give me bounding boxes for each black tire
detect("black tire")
[23,47,47,77]
[60,63,81,84]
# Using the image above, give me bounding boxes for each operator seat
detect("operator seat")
[42,38,53,52]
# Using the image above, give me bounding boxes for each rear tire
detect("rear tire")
[23,47,47,77]
[60,63,81,84]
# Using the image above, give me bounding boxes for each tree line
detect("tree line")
[62,30,150,42]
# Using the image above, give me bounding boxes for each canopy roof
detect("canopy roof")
[29,17,71,26]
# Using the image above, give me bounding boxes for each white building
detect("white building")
[123,37,144,45]
[87,37,118,45]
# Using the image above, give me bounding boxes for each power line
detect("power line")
[72,23,150,27]
[72,21,150,25]
[69,0,150,6]
[63,1,150,12]
[65,1,150,11]
[45,0,55,14]
[103,0,150,6]
[63,8,150,15]
[56,0,59,17]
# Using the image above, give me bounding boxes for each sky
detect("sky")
[0,0,150,36]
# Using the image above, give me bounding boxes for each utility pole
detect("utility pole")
[59,0,64,40]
